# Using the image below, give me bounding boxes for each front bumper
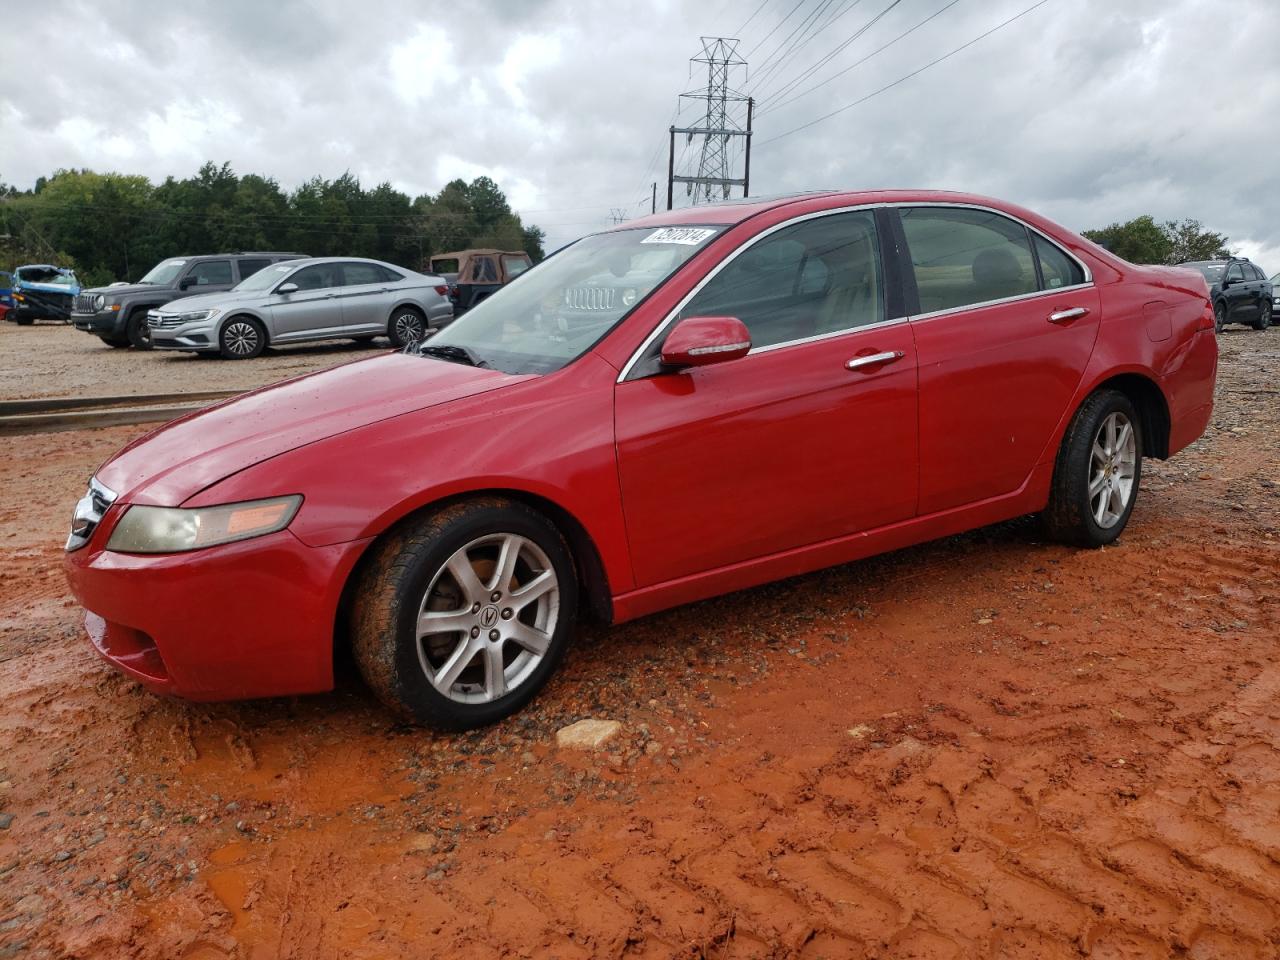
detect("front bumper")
[72,309,124,334]
[148,313,218,351]
[64,518,371,701]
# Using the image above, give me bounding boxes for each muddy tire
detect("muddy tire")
[350,498,577,729]
[98,335,130,348]
[218,317,266,359]
[1253,301,1271,332]
[1043,389,1143,548]
[125,310,152,350]
[387,307,426,348]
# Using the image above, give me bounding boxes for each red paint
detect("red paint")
[64,191,1218,702]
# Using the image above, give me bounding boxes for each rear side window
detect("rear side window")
[900,207,1036,313]
[471,257,499,282]
[379,266,403,282]
[1033,236,1085,289]
[341,262,385,286]
[289,264,341,291]
[186,260,233,287]
[679,210,884,349]
[237,258,270,281]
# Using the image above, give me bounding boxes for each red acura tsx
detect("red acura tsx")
[64,191,1218,729]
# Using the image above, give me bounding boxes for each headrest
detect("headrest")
[972,247,1022,285]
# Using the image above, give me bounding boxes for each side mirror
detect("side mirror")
[660,316,751,368]
[178,277,195,290]
[277,282,298,295]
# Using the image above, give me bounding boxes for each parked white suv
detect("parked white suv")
[148,257,454,358]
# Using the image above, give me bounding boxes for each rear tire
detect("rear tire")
[387,307,426,348]
[126,310,152,350]
[98,335,130,348]
[218,316,266,359]
[1253,301,1271,331]
[350,498,578,730]
[1213,300,1227,333]
[1043,389,1143,548]
[14,315,34,326]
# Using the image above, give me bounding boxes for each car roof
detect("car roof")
[277,256,406,267]
[432,249,528,259]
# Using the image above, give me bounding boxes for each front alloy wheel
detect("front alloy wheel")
[219,318,265,359]
[351,498,577,728]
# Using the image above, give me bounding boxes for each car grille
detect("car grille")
[66,478,117,552]
[148,311,182,329]
[73,294,97,314]
[564,286,616,311]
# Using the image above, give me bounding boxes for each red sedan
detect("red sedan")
[64,191,1218,729]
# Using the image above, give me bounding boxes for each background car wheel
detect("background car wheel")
[1253,301,1271,331]
[1213,300,1227,333]
[98,335,130,348]
[126,310,152,350]
[350,498,578,730]
[1043,389,1143,548]
[14,316,34,326]
[219,317,266,359]
[387,307,426,348]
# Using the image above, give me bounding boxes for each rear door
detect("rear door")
[1223,262,1251,320]
[267,263,344,340]
[234,258,271,284]
[614,208,919,587]
[896,205,1101,514]
[337,262,395,334]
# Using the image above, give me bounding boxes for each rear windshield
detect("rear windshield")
[16,266,76,286]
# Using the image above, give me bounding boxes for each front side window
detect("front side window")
[677,210,884,350]
[426,225,722,375]
[186,260,232,287]
[1226,262,1244,282]
[901,207,1037,313]
[289,264,341,291]
[1034,235,1085,289]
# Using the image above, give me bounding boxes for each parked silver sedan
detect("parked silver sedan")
[148,257,453,358]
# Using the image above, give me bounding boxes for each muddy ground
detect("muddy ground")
[0,320,384,401]
[0,331,1278,959]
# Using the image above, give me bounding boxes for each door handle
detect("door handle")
[845,350,904,371]
[1048,306,1089,324]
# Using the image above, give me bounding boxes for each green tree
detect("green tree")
[1163,218,1231,263]
[1083,215,1172,265]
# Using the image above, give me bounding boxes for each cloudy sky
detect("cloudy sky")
[3,0,1279,265]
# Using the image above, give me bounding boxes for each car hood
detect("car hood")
[154,290,262,312]
[96,354,534,506]
[83,282,172,299]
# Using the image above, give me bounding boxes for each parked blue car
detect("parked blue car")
[8,264,80,324]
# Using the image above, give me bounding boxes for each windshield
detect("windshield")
[16,266,76,286]
[139,259,188,285]
[1186,262,1225,283]
[425,225,722,375]
[234,262,296,291]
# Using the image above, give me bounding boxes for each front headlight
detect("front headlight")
[178,308,221,323]
[94,294,106,310]
[106,495,302,554]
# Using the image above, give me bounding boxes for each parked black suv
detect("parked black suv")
[1181,258,1273,332]
[72,252,306,349]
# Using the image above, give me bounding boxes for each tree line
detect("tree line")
[1082,215,1233,265]
[0,163,546,287]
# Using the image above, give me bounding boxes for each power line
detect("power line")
[745,0,806,57]
[747,0,840,94]
[735,0,773,35]
[757,0,1054,146]
[757,0,905,109]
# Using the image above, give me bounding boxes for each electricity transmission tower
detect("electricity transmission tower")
[667,37,753,209]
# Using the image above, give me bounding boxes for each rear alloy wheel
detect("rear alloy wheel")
[351,499,577,729]
[1253,301,1271,331]
[219,317,266,359]
[388,307,426,348]
[1213,300,1227,333]
[126,310,152,350]
[1043,389,1142,547]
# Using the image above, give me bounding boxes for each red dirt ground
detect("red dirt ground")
[0,332,1277,959]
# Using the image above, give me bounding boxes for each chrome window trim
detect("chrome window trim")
[616,200,1094,383]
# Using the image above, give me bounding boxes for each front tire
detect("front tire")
[1253,301,1271,331]
[1043,389,1142,548]
[350,498,577,729]
[126,310,152,350]
[387,307,426,348]
[218,317,266,359]
[98,335,130,348]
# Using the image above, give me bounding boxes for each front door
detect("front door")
[614,209,919,588]
[268,263,344,340]
[896,205,1101,514]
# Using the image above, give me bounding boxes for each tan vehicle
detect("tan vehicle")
[428,248,532,312]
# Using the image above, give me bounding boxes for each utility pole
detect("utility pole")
[609,208,630,225]
[651,182,657,215]
[666,37,752,209]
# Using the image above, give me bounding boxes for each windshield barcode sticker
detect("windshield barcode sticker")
[641,227,717,246]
